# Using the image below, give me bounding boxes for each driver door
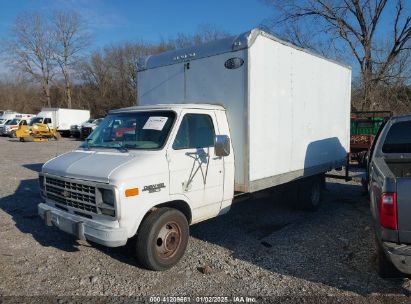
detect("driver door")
[167,112,224,222]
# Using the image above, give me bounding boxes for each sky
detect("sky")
[0,0,409,79]
[0,0,273,48]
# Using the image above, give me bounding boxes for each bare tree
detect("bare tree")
[52,10,90,108]
[77,42,157,115]
[262,0,411,110]
[2,19,231,116]
[7,12,55,107]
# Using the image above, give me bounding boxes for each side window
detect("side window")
[44,118,52,124]
[173,114,215,150]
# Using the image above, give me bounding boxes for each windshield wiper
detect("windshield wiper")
[116,141,129,153]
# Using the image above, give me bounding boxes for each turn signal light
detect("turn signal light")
[125,188,139,197]
[380,192,397,230]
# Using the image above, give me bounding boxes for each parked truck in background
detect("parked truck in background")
[31,108,91,137]
[367,114,411,277]
[37,29,351,270]
[80,118,104,139]
[16,108,90,141]
[0,114,35,137]
[0,111,19,127]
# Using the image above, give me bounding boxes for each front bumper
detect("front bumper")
[383,241,411,274]
[38,203,128,247]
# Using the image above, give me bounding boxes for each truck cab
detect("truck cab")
[38,104,234,270]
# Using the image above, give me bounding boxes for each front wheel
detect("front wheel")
[135,208,189,271]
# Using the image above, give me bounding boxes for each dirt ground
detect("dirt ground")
[0,136,410,303]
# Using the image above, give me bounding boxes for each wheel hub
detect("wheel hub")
[156,222,181,259]
[164,231,179,251]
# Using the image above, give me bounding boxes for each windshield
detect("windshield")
[382,121,411,153]
[30,117,44,125]
[0,119,6,125]
[83,111,176,150]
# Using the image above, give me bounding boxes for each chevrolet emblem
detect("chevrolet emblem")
[62,190,70,198]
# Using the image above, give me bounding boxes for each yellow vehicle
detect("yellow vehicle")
[16,119,61,142]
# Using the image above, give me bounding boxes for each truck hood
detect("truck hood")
[42,150,139,183]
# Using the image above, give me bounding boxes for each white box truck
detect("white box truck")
[0,114,35,136]
[31,108,90,136]
[37,29,351,270]
[0,111,19,126]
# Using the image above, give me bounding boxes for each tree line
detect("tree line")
[0,1,410,117]
[0,11,228,117]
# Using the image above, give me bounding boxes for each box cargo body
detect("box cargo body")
[138,29,351,193]
[37,108,90,132]
[0,112,19,123]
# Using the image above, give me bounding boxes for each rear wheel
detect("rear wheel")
[298,176,322,211]
[375,236,401,278]
[135,208,189,271]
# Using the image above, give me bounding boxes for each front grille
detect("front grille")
[45,176,98,214]
[46,178,95,194]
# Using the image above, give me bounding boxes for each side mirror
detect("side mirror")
[215,135,230,157]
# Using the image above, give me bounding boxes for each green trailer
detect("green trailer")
[350,111,392,166]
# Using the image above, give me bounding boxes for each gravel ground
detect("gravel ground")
[0,136,411,303]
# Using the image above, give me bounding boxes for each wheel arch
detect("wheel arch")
[129,198,192,238]
[153,200,192,224]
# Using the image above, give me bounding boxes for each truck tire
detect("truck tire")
[58,130,70,137]
[135,208,189,271]
[375,236,401,278]
[9,131,16,138]
[358,151,368,167]
[299,176,322,211]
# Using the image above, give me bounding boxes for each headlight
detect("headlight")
[100,188,115,206]
[98,188,115,217]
